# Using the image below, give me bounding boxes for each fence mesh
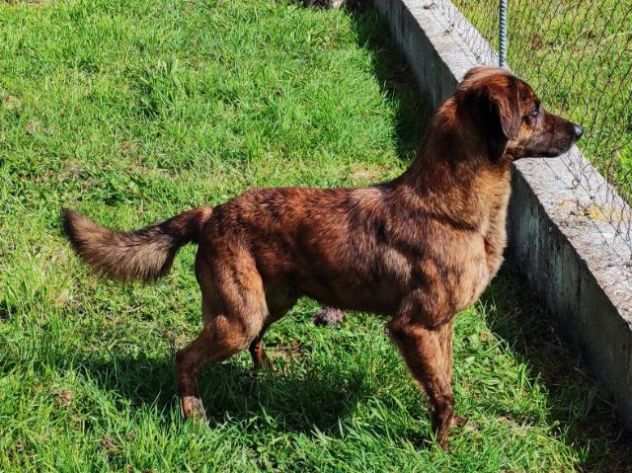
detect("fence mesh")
[437,0,632,263]
[432,0,499,65]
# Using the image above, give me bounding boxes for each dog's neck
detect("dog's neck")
[388,99,513,231]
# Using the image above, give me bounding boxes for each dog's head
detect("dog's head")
[455,66,583,161]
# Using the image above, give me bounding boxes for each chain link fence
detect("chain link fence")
[431,0,632,262]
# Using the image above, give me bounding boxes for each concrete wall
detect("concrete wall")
[373,0,632,427]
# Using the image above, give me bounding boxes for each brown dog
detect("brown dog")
[62,66,582,448]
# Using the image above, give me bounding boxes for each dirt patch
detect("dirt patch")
[53,388,75,408]
[348,163,389,185]
[2,95,22,112]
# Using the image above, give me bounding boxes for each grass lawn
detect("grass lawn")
[453,0,632,206]
[0,0,629,471]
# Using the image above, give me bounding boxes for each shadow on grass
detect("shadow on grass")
[347,5,431,163]
[70,350,371,436]
[482,267,632,473]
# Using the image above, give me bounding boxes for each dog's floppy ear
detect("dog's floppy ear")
[489,80,521,141]
[461,77,521,161]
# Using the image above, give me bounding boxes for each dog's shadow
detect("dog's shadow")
[72,349,371,435]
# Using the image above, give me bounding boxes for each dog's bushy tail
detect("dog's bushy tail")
[61,207,213,282]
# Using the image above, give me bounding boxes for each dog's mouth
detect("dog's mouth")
[534,143,575,158]
[520,119,583,159]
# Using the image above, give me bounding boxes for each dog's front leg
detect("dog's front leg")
[249,336,273,371]
[389,303,457,449]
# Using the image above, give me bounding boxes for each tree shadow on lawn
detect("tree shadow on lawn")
[483,267,632,473]
[70,348,373,437]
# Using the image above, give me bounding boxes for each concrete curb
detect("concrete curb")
[373,0,632,427]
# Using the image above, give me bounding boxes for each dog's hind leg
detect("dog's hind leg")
[177,312,267,420]
[176,317,254,420]
[177,248,267,420]
[389,316,456,449]
[249,295,297,371]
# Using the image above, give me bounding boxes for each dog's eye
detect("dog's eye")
[529,104,540,118]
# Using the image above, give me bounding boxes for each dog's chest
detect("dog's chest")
[454,179,512,311]
[481,178,512,276]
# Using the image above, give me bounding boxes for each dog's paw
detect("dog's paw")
[181,396,208,422]
[313,307,346,326]
[451,415,468,428]
[253,353,274,372]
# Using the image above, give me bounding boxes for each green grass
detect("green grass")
[453,0,632,205]
[0,0,629,471]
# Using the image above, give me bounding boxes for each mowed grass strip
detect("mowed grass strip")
[0,0,628,471]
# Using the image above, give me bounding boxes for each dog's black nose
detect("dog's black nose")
[573,124,584,140]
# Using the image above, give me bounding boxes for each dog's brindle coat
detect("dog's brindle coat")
[62,67,582,448]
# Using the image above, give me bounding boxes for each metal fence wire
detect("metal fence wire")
[431,0,632,262]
